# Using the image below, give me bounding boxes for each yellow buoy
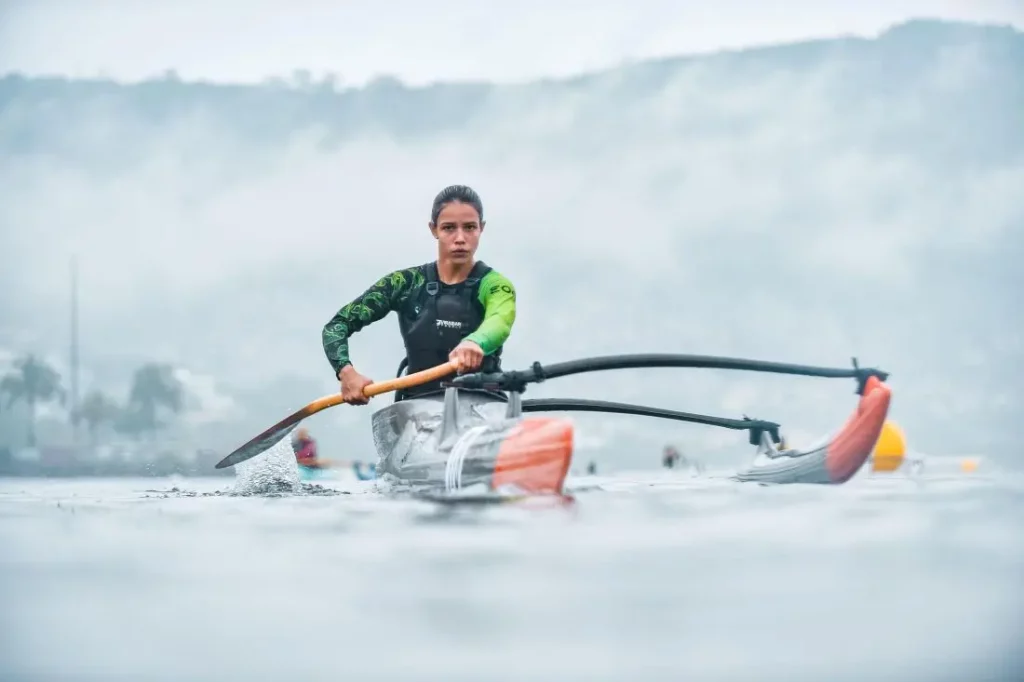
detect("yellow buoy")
[960,457,979,473]
[871,420,907,473]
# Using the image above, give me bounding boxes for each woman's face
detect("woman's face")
[430,201,484,264]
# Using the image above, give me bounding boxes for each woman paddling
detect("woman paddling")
[322,184,517,404]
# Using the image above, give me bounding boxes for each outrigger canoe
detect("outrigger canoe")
[215,353,892,500]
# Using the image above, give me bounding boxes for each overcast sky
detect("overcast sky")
[0,1,1019,460]
[1,0,1021,85]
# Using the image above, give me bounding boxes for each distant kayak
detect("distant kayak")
[298,461,377,482]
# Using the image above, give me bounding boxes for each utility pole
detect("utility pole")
[70,256,80,445]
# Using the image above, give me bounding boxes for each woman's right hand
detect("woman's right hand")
[339,365,374,405]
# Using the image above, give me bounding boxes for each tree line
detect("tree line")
[0,353,185,448]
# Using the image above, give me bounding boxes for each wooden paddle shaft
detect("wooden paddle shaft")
[286,361,458,417]
[362,361,457,397]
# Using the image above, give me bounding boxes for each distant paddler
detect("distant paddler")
[662,444,705,473]
[321,185,517,403]
[292,428,322,468]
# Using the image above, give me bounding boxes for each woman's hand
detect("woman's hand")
[449,340,485,374]
[338,365,374,405]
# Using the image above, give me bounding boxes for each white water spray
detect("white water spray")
[231,434,300,495]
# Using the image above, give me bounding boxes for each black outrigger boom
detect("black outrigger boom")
[447,353,889,396]
[520,398,781,446]
[445,353,890,445]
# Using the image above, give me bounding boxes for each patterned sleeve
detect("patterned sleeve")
[321,268,424,375]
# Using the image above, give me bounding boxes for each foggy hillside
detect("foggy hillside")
[1,18,1021,466]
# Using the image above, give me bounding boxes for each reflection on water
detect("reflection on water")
[1,472,1022,682]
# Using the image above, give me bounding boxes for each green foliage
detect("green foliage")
[0,354,64,446]
[113,363,184,440]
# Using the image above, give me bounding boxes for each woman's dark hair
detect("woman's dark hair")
[430,185,483,225]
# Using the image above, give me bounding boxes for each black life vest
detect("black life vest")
[395,260,503,399]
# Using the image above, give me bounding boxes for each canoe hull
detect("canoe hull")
[370,389,574,496]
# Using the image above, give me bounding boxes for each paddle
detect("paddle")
[214,361,456,469]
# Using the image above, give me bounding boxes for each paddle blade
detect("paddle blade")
[870,419,907,472]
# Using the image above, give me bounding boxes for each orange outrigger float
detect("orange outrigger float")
[215,354,892,499]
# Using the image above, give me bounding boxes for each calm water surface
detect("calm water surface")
[1,469,1022,682]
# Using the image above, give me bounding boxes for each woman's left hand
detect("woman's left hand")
[449,340,485,373]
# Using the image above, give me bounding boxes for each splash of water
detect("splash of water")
[231,435,301,495]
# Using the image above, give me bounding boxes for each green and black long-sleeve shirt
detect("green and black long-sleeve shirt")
[322,264,517,375]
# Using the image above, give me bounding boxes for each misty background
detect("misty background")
[0,17,1021,470]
